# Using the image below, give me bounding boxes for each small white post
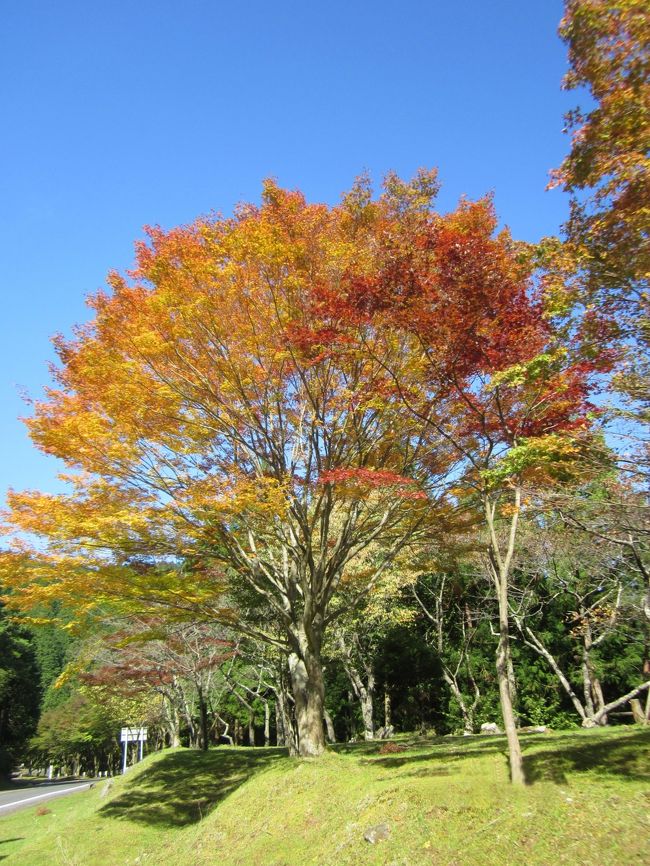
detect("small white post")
[122,740,128,774]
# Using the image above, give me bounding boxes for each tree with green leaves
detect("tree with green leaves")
[0,605,41,776]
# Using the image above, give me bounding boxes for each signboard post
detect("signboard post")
[120,727,148,773]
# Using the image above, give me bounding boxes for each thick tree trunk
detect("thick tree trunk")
[360,691,375,741]
[288,650,326,757]
[630,698,648,724]
[162,692,182,747]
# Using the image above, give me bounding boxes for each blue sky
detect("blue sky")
[0,0,574,498]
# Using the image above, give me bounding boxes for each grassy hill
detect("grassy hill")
[1,727,648,866]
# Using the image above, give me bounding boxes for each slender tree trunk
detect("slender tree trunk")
[582,645,596,719]
[248,712,256,747]
[441,668,475,735]
[346,690,355,740]
[216,715,234,746]
[264,701,270,747]
[384,691,392,729]
[275,698,286,747]
[592,677,607,725]
[517,622,588,723]
[486,488,525,786]
[177,680,197,747]
[337,632,376,740]
[360,688,375,740]
[506,649,519,726]
[496,601,524,783]
[324,709,336,743]
[274,685,297,752]
[580,609,612,724]
[198,686,210,751]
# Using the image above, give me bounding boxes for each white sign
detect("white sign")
[120,727,148,743]
[121,726,148,773]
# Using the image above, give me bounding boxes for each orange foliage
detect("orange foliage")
[1,173,595,638]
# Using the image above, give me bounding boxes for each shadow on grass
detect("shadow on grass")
[0,839,24,863]
[349,728,650,787]
[356,735,511,769]
[100,747,287,828]
[523,730,650,786]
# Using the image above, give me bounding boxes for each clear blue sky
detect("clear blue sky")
[1,0,574,498]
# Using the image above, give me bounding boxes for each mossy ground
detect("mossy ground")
[1,727,648,866]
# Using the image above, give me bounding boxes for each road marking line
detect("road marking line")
[0,783,91,811]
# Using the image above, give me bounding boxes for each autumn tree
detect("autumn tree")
[1,177,453,757]
[2,169,603,772]
[312,174,602,782]
[551,0,649,417]
[81,618,234,751]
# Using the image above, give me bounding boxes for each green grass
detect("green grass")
[1,727,648,866]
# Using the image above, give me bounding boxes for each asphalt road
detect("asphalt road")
[0,779,95,815]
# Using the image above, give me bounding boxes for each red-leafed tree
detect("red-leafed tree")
[1,173,598,772]
[82,620,234,751]
[309,172,604,782]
